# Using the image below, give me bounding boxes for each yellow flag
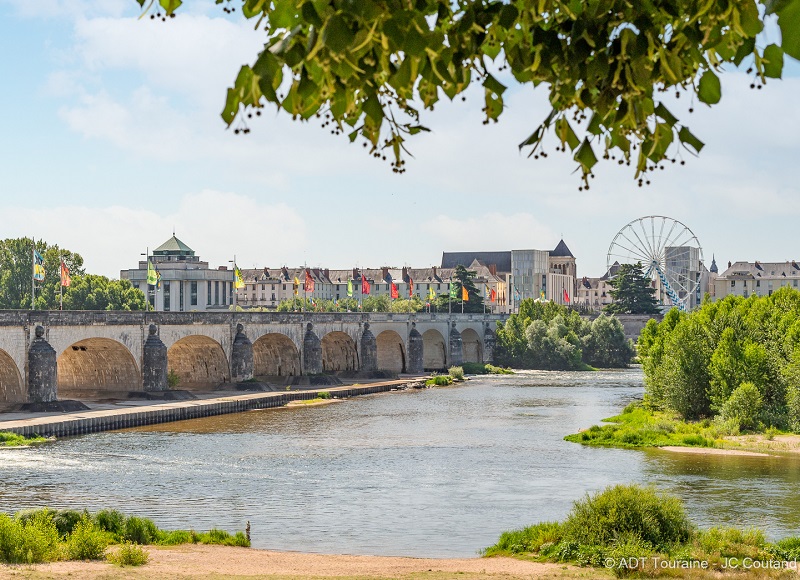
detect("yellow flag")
[462,286,469,301]
[428,286,435,300]
[234,266,245,289]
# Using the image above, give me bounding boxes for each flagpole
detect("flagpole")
[31,241,35,311]
[59,251,63,311]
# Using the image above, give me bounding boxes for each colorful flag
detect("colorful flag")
[347,279,353,298]
[293,276,300,296]
[362,276,371,295]
[490,288,497,302]
[156,270,162,290]
[33,250,45,282]
[304,270,315,293]
[449,281,457,299]
[428,286,436,300]
[390,282,399,299]
[462,286,469,301]
[147,260,158,286]
[60,261,71,287]
[540,289,546,300]
[234,266,245,289]
[408,277,414,297]
[563,288,571,303]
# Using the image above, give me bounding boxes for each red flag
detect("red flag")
[408,277,414,297]
[362,277,371,295]
[60,261,71,287]
[304,270,315,292]
[563,288,570,303]
[391,282,399,299]
[490,288,497,302]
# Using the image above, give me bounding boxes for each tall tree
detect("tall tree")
[604,262,660,315]
[138,0,799,185]
[433,265,485,313]
[62,275,146,311]
[0,238,85,309]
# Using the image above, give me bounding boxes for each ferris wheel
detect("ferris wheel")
[607,216,704,311]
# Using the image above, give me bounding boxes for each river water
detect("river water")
[2,368,800,557]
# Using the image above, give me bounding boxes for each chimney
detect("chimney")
[324,268,329,279]
[489,264,497,276]
[728,261,731,268]
[381,266,389,281]
[432,266,437,278]
[402,266,408,281]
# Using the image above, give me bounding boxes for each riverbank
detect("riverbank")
[0,378,424,441]
[2,544,583,579]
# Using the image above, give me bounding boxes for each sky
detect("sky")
[1,0,798,279]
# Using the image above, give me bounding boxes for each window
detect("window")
[179,282,185,311]
[215,281,219,304]
[271,293,276,301]
[191,282,198,306]
[222,282,227,305]
[756,280,760,287]
[207,281,212,305]
[164,281,171,311]
[731,280,736,287]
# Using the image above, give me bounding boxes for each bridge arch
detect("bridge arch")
[321,331,358,372]
[461,328,483,363]
[253,333,301,377]
[57,338,140,398]
[422,329,447,371]
[168,335,229,390]
[376,330,406,373]
[0,349,23,405]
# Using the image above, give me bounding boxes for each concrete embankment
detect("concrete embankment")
[0,379,421,439]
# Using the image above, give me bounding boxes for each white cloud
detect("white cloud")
[421,212,558,252]
[2,191,307,277]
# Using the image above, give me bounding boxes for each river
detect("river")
[2,368,800,557]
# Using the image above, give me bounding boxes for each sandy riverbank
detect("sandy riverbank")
[0,544,589,579]
[660,446,770,457]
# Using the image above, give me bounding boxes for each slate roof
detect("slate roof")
[551,239,574,258]
[441,251,512,273]
[718,261,800,279]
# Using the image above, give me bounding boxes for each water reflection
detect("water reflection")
[1,367,800,556]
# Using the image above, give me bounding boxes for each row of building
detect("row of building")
[120,235,799,313]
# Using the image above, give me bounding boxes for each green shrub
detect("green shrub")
[94,509,126,537]
[108,541,149,567]
[722,382,763,432]
[198,528,250,547]
[448,366,465,381]
[158,529,198,545]
[696,527,767,559]
[317,391,331,399]
[167,369,180,389]
[65,516,110,560]
[461,362,488,374]
[485,364,514,374]
[0,511,60,564]
[483,521,563,556]
[123,516,160,545]
[561,485,692,551]
[425,375,454,386]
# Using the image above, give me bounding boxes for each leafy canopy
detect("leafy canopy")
[604,262,660,315]
[139,0,799,186]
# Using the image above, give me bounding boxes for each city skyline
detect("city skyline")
[1,1,798,280]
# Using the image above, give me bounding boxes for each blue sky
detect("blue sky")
[1,0,798,279]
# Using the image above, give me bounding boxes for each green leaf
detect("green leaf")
[555,117,580,150]
[518,127,542,151]
[697,70,721,105]
[158,0,182,13]
[301,2,323,28]
[762,44,784,78]
[777,0,800,60]
[482,73,506,96]
[362,93,383,125]
[498,4,519,28]
[737,1,763,36]
[574,138,597,171]
[654,103,678,127]
[733,37,755,66]
[323,13,355,54]
[678,126,705,154]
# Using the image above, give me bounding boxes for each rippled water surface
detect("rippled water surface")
[3,368,800,557]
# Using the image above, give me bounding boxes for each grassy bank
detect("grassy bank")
[484,484,800,578]
[564,403,721,449]
[461,363,514,375]
[0,508,248,565]
[0,431,49,447]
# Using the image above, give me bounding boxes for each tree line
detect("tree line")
[0,238,145,311]
[495,299,634,370]
[639,286,800,432]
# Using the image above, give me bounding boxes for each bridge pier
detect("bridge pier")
[302,323,322,375]
[142,324,168,392]
[28,326,57,403]
[360,322,377,372]
[483,323,496,364]
[407,323,423,373]
[230,324,254,382]
[448,321,463,367]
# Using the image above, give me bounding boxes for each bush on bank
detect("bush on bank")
[0,508,249,565]
[0,432,48,447]
[494,300,634,371]
[639,287,800,432]
[484,484,795,577]
[461,362,514,375]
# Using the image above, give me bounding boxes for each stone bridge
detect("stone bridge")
[0,311,504,407]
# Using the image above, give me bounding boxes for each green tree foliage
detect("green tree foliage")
[604,262,660,315]
[0,238,85,309]
[495,299,633,370]
[140,0,799,185]
[275,294,423,312]
[432,265,485,313]
[639,287,800,429]
[721,382,763,432]
[62,275,147,311]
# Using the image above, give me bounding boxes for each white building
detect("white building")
[714,260,800,300]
